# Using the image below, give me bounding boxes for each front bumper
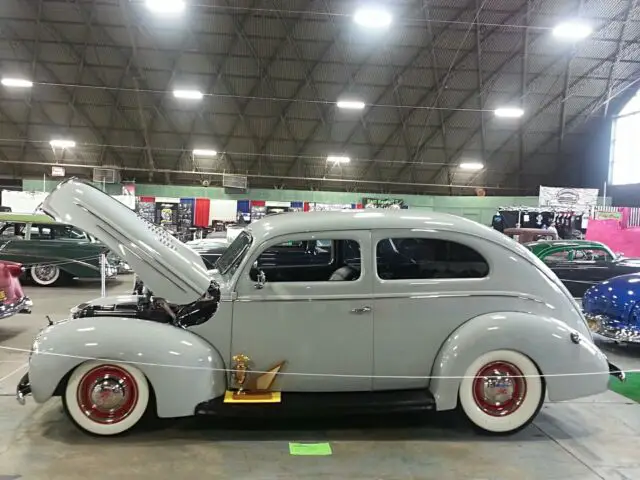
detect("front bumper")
[585,313,640,343]
[16,372,31,405]
[0,296,32,320]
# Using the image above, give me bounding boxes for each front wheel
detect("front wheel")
[63,361,150,436]
[30,265,62,286]
[458,350,545,434]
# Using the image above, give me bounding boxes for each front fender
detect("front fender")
[30,316,227,418]
[429,312,609,411]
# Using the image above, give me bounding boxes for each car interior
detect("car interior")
[250,239,362,283]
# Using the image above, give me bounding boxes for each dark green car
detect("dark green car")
[0,213,117,286]
[525,239,640,297]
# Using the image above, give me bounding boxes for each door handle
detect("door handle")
[351,306,372,314]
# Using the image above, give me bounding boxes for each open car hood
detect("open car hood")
[42,178,210,305]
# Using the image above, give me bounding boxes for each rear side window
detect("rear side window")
[376,238,489,280]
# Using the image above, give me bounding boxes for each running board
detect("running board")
[195,389,436,417]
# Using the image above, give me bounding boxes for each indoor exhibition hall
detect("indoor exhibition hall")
[0,0,639,479]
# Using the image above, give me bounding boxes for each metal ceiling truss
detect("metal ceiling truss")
[0,0,638,193]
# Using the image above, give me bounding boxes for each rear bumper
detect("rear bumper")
[609,361,625,382]
[585,313,640,343]
[0,296,32,319]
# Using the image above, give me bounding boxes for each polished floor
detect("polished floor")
[1,280,640,479]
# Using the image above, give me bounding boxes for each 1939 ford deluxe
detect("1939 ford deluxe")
[17,179,623,436]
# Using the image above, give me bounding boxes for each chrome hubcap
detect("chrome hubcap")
[90,379,126,411]
[472,361,527,417]
[34,265,56,281]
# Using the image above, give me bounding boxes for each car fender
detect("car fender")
[29,316,227,418]
[428,311,610,411]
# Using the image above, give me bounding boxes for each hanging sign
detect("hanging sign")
[538,186,599,213]
[362,197,407,209]
[51,166,65,177]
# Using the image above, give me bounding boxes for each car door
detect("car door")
[371,229,492,391]
[230,230,373,392]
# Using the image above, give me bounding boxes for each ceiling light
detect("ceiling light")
[552,21,592,40]
[173,89,203,100]
[495,107,525,118]
[1,78,33,88]
[49,139,76,149]
[459,162,484,171]
[353,7,392,29]
[327,155,351,164]
[193,149,217,157]
[337,100,366,110]
[146,0,185,14]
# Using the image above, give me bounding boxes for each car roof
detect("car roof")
[0,212,59,224]
[246,209,517,248]
[527,240,606,249]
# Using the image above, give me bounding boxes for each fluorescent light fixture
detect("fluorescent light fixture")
[146,0,185,14]
[192,149,217,157]
[49,139,76,149]
[495,107,525,118]
[1,78,33,88]
[353,7,392,29]
[173,89,203,100]
[459,162,484,171]
[552,21,592,40]
[327,155,351,164]
[337,100,366,110]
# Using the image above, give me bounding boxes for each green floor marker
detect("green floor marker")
[609,372,640,403]
[289,442,333,456]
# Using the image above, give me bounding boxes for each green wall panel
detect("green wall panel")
[23,179,539,225]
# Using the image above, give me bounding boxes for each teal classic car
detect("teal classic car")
[0,213,117,286]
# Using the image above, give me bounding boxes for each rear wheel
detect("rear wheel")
[63,361,150,436]
[458,350,545,434]
[30,265,61,286]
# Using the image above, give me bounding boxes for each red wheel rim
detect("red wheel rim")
[472,361,527,417]
[76,365,139,425]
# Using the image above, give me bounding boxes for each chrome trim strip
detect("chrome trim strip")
[236,291,547,303]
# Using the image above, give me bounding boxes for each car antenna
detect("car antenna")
[45,315,53,326]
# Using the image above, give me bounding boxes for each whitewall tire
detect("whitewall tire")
[458,350,545,434]
[63,361,150,436]
[30,265,61,286]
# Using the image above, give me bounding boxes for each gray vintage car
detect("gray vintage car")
[17,179,622,436]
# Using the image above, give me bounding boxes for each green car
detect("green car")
[0,213,117,286]
[524,239,640,297]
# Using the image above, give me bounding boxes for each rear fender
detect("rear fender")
[29,316,226,418]
[429,312,610,411]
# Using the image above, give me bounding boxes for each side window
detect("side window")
[30,226,52,240]
[257,239,334,268]
[376,238,489,280]
[572,248,611,262]
[0,223,25,239]
[254,239,361,282]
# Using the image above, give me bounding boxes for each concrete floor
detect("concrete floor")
[1,280,640,479]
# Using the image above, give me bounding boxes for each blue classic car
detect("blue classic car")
[582,273,640,342]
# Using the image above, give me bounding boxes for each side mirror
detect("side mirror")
[255,270,266,289]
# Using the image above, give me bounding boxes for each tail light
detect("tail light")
[5,263,24,277]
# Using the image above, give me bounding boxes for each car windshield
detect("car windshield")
[215,230,252,275]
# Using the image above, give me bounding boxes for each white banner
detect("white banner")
[1,190,48,213]
[538,186,599,212]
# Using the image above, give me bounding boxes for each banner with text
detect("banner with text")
[538,186,599,213]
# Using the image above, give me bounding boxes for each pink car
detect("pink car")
[0,261,32,319]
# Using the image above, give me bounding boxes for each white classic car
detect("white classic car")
[17,179,623,436]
